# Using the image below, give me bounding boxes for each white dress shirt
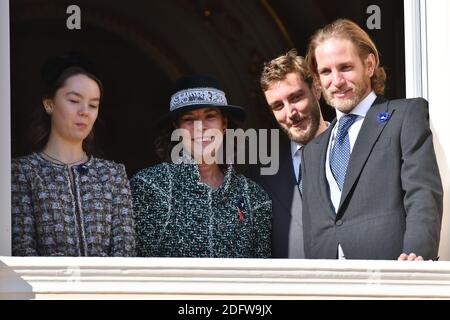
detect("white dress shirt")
[326,91,377,258]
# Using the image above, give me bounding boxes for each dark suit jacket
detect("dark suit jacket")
[247,134,304,258]
[301,97,443,260]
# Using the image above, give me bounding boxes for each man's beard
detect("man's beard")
[280,100,321,145]
[323,79,370,113]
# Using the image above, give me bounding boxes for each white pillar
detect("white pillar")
[404,0,450,260]
[0,0,11,256]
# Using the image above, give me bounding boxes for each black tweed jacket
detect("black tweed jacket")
[11,153,136,256]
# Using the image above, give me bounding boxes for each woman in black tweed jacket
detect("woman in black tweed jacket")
[131,75,271,258]
[11,54,135,256]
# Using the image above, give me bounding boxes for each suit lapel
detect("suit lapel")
[264,138,298,212]
[338,96,392,211]
[316,119,336,217]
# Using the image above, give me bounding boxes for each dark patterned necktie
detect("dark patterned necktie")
[297,147,303,194]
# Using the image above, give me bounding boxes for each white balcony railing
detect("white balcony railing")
[1,257,450,299]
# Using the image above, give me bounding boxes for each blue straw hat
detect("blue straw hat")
[167,74,246,122]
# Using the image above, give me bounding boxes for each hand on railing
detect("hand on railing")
[398,253,423,261]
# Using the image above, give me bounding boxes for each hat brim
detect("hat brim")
[152,104,246,129]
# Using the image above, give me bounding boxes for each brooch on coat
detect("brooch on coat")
[236,198,245,222]
[76,164,89,175]
[376,112,390,124]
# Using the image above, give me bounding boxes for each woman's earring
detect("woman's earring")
[44,104,52,114]
[43,100,53,114]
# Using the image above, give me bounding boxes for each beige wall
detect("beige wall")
[426,0,450,261]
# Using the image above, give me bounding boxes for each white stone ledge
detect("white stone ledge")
[1,257,450,299]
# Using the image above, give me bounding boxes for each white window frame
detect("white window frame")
[404,0,428,99]
[1,0,11,256]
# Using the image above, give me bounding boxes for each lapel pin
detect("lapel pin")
[236,198,245,222]
[377,112,390,124]
[76,164,89,175]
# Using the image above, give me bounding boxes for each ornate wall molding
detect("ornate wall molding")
[1,257,450,299]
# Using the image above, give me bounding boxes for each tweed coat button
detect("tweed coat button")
[335,219,343,226]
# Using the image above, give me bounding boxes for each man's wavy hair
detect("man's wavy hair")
[260,49,313,92]
[305,19,386,95]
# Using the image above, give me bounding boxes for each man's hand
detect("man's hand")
[398,253,424,261]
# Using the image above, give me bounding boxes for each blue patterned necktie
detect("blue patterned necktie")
[330,114,358,191]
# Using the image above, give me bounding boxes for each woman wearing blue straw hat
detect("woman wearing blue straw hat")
[131,74,271,258]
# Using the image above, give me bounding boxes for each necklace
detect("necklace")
[41,151,87,166]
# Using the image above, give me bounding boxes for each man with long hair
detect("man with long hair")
[302,19,442,260]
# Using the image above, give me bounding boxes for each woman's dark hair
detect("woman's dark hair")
[28,53,103,155]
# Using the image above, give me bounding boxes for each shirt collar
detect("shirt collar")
[290,141,303,159]
[335,91,377,121]
[289,120,332,159]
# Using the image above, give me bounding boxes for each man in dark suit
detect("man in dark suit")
[302,19,443,260]
[248,50,328,258]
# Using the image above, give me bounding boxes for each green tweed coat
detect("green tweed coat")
[131,155,272,258]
